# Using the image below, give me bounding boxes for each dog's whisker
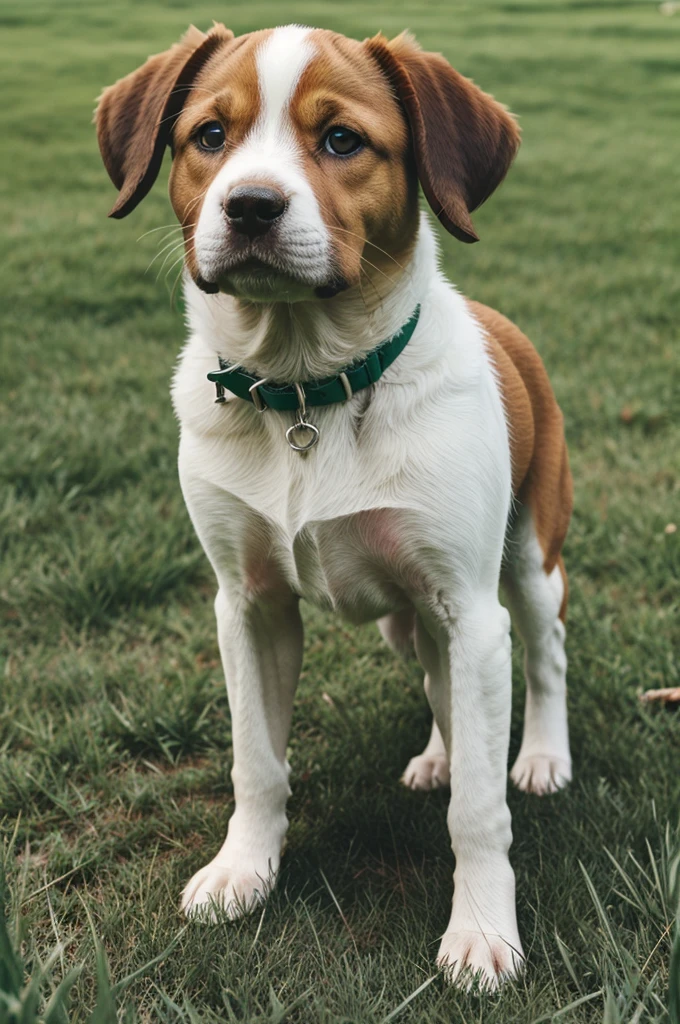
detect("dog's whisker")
[329,225,405,270]
[164,251,190,287]
[163,258,187,287]
[142,223,199,275]
[136,223,185,242]
[182,188,211,221]
[359,267,386,310]
[147,238,188,275]
[358,253,400,288]
[150,233,187,255]
[170,265,186,309]
[314,194,405,272]
[330,232,400,293]
[155,241,188,280]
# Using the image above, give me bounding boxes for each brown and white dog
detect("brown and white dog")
[96,23,573,989]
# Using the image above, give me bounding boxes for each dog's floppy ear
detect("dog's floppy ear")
[365,32,520,243]
[95,23,233,219]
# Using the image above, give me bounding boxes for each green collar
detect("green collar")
[207,305,420,413]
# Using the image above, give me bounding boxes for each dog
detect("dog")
[96,23,573,989]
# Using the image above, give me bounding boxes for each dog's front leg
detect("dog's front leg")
[416,596,524,989]
[182,586,302,920]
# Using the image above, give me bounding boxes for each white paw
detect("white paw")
[402,753,450,790]
[437,929,524,991]
[181,859,275,921]
[510,753,571,795]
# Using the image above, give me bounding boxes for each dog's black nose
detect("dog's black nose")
[224,185,287,238]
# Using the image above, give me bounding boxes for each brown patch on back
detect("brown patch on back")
[469,301,573,578]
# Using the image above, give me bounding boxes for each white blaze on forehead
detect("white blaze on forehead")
[255,25,315,138]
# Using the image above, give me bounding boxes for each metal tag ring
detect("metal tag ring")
[286,421,320,452]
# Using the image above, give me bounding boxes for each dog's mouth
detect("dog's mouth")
[230,256,278,276]
[196,253,348,302]
[217,257,309,301]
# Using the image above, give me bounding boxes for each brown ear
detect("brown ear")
[95,23,233,219]
[365,32,520,242]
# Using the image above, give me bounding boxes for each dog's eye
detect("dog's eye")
[196,122,226,152]
[324,127,363,157]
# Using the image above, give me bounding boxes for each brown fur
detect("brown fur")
[291,31,420,291]
[364,32,521,243]
[95,24,234,218]
[470,301,573,618]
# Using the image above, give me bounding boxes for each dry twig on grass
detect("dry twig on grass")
[639,688,680,707]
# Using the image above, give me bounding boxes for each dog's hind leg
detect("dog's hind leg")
[402,691,450,790]
[470,297,573,796]
[378,610,451,789]
[503,505,571,795]
[378,608,415,657]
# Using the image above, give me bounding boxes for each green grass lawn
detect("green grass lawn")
[1,0,679,1020]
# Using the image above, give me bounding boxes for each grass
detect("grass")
[1,0,679,1019]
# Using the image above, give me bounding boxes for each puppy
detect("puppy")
[96,23,573,989]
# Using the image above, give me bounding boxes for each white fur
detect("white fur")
[256,26,315,137]
[172,28,571,991]
[505,506,571,794]
[402,711,450,790]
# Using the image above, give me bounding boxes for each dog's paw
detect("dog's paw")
[437,929,524,991]
[510,753,571,795]
[402,753,450,790]
[181,860,275,921]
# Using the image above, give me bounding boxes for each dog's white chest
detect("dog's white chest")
[265,507,424,622]
[179,413,435,622]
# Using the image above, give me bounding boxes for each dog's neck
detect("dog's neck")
[183,214,439,384]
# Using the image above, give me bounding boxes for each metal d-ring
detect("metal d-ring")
[286,383,320,452]
[248,377,270,412]
[286,417,320,452]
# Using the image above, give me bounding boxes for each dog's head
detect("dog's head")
[96,25,520,302]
